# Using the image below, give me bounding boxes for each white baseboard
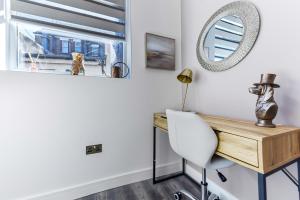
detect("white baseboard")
[19,161,182,200]
[185,164,239,200]
[17,161,238,200]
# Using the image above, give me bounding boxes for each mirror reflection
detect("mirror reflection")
[203,15,244,62]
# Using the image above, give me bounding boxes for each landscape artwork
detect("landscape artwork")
[146,33,175,70]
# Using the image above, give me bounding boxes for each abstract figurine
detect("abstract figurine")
[249,74,280,128]
[71,53,85,76]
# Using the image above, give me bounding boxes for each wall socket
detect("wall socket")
[86,144,102,155]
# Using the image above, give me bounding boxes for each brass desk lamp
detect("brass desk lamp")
[177,68,193,111]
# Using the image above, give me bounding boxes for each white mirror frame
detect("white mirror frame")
[196,1,260,72]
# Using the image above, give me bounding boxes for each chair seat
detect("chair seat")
[206,155,234,170]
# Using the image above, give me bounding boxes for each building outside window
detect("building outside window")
[15,25,125,76]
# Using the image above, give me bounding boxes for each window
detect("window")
[91,44,99,57]
[75,40,81,53]
[1,0,129,77]
[41,36,49,52]
[61,39,69,54]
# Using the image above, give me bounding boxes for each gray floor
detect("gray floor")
[77,176,201,200]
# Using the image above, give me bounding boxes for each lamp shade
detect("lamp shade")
[177,68,193,84]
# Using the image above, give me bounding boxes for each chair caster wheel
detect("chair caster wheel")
[174,192,182,200]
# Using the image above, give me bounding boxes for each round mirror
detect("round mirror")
[197,1,260,72]
[204,15,245,62]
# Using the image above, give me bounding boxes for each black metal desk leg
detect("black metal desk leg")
[298,159,300,199]
[153,126,157,184]
[258,173,267,200]
[152,126,185,184]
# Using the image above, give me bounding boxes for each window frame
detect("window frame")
[3,0,131,78]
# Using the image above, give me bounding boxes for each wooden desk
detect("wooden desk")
[153,113,300,200]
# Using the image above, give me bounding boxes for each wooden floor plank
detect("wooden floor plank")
[77,176,201,200]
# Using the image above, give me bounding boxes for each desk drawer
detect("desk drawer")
[217,132,259,167]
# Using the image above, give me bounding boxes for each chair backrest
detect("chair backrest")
[166,109,218,168]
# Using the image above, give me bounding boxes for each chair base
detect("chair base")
[173,190,220,200]
[173,169,220,200]
[174,190,200,200]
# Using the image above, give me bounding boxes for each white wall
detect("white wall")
[182,0,300,199]
[0,0,182,199]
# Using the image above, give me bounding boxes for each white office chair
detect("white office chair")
[166,109,234,200]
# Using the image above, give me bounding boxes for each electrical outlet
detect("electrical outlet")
[86,144,102,155]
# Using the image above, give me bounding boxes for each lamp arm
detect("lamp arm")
[182,83,189,111]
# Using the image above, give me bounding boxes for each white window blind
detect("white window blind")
[10,0,126,40]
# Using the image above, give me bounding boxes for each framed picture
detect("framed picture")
[145,33,175,70]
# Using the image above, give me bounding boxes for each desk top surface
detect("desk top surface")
[154,113,300,141]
